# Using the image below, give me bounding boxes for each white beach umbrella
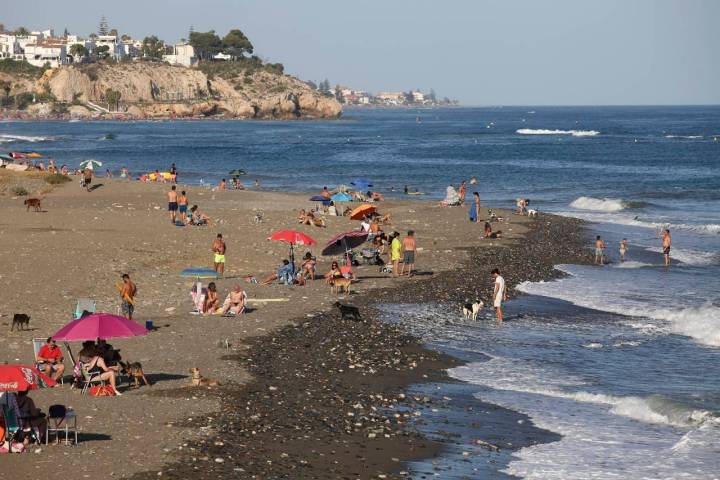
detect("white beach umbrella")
[79,159,103,170]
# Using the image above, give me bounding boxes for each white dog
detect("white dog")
[527,209,538,217]
[462,301,484,320]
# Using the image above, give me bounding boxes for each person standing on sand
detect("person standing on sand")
[492,268,507,322]
[83,167,93,192]
[401,230,417,276]
[170,163,177,183]
[595,235,605,265]
[620,238,628,262]
[168,185,179,224]
[120,274,137,320]
[219,178,227,190]
[662,229,672,266]
[469,191,481,223]
[178,190,189,224]
[458,180,467,205]
[213,233,226,275]
[390,232,402,277]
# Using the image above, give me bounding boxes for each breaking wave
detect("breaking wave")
[0,134,56,143]
[517,128,600,137]
[570,196,627,212]
[665,135,703,139]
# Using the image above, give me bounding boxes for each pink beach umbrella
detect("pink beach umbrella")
[52,312,148,341]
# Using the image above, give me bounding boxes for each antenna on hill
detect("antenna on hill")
[188,25,194,38]
[99,15,109,35]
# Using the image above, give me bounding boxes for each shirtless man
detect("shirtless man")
[222,285,246,315]
[178,190,189,224]
[401,230,417,276]
[120,274,137,320]
[492,268,507,322]
[662,229,671,266]
[212,233,226,275]
[168,185,179,224]
[595,235,605,265]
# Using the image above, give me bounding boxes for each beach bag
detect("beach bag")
[89,385,116,397]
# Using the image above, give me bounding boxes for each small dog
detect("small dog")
[335,301,361,321]
[253,212,264,224]
[331,277,352,295]
[528,209,538,217]
[11,313,30,331]
[189,367,220,387]
[462,301,484,321]
[120,361,151,388]
[24,198,41,212]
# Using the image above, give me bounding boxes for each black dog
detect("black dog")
[335,302,361,321]
[11,313,30,331]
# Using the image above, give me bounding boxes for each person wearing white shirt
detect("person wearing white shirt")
[492,268,507,322]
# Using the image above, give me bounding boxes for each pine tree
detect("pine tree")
[99,15,109,35]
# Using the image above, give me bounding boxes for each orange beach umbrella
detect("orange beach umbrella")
[350,204,376,220]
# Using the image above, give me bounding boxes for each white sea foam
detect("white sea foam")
[569,196,626,212]
[665,135,703,139]
[645,245,719,266]
[0,134,55,143]
[516,128,600,137]
[613,260,653,269]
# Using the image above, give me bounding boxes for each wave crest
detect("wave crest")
[517,128,599,137]
[570,196,626,212]
[0,134,55,143]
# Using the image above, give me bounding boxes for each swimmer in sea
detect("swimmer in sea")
[619,238,628,262]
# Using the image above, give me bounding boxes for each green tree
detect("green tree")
[17,27,29,36]
[0,80,10,101]
[69,44,88,62]
[96,45,110,59]
[109,28,118,37]
[222,29,253,59]
[428,88,437,102]
[105,88,121,111]
[141,36,165,59]
[189,31,222,61]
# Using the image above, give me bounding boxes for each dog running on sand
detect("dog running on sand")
[462,301,484,321]
[189,367,220,387]
[24,198,41,212]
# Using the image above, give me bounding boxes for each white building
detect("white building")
[0,34,22,59]
[162,42,197,67]
[375,92,406,104]
[123,39,142,58]
[23,40,66,67]
[411,90,425,103]
[64,35,94,63]
[95,34,124,59]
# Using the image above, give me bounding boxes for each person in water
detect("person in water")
[661,229,671,266]
[620,238,628,262]
[595,235,605,265]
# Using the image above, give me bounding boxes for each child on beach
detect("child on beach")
[620,238,628,262]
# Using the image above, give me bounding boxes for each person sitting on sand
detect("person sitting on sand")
[371,191,385,202]
[218,178,227,190]
[221,285,247,315]
[188,205,211,226]
[373,233,388,255]
[298,209,307,222]
[204,282,220,314]
[120,167,129,179]
[261,259,295,285]
[61,164,68,175]
[298,252,316,285]
[78,344,121,395]
[16,389,47,444]
[311,215,326,227]
[484,221,493,238]
[299,210,315,226]
[328,201,338,216]
[325,261,342,285]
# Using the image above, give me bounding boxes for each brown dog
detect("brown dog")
[120,361,151,388]
[189,367,220,387]
[330,278,352,295]
[24,198,41,212]
[11,313,30,331]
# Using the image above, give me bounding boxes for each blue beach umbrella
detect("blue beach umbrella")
[179,268,220,279]
[351,178,373,190]
[331,193,352,203]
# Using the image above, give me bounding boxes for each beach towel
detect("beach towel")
[469,200,478,222]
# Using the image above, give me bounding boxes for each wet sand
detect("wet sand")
[0,172,586,478]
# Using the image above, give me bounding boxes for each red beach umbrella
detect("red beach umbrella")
[268,230,317,264]
[0,364,57,391]
[52,312,148,341]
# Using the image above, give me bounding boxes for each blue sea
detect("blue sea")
[2,106,720,478]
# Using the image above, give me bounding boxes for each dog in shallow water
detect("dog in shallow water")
[120,361,151,388]
[462,301,484,321]
[189,367,220,387]
[335,301,361,321]
[24,198,41,212]
[11,313,30,331]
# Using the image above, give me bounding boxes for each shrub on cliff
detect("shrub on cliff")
[0,58,43,78]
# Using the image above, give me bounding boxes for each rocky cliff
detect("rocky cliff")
[12,62,342,120]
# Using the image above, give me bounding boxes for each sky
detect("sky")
[3,0,719,105]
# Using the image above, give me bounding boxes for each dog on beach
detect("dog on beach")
[527,209,538,217]
[335,301,362,321]
[120,361,151,388]
[253,211,264,224]
[462,301,484,321]
[330,277,352,295]
[11,313,30,331]
[24,198,41,212]
[189,367,220,387]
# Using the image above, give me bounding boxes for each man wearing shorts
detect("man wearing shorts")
[401,230,417,276]
[168,185,179,224]
[178,190,188,224]
[595,235,605,265]
[120,273,137,320]
[492,268,507,322]
[662,229,671,266]
[213,233,226,275]
[390,232,402,277]
[36,337,65,382]
[83,167,93,192]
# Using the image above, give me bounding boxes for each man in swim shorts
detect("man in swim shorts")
[662,229,671,267]
[168,185,178,224]
[492,268,507,322]
[212,233,226,275]
[178,190,188,224]
[120,273,137,320]
[595,235,605,265]
[401,230,417,276]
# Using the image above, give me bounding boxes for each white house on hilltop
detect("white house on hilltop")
[162,42,197,67]
[23,40,67,67]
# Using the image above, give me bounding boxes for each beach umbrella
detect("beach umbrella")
[0,364,56,391]
[79,159,102,170]
[331,193,352,203]
[228,169,246,176]
[52,312,148,342]
[322,231,368,256]
[179,267,220,279]
[351,178,373,190]
[268,230,317,264]
[0,154,14,162]
[309,195,328,202]
[9,152,26,159]
[350,204,377,220]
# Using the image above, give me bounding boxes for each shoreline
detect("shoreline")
[1,173,589,478]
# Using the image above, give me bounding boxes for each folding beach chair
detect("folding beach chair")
[32,338,64,385]
[73,298,96,319]
[65,344,104,394]
[1,399,21,446]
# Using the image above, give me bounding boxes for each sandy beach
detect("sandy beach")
[1,171,588,478]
